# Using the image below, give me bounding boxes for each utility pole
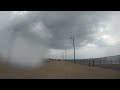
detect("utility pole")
[63,52,64,60]
[61,52,64,60]
[65,49,66,60]
[71,37,75,63]
[73,37,75,63]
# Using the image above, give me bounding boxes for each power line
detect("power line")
[77,46,120,49]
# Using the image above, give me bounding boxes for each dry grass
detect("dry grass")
[0,60,120,79]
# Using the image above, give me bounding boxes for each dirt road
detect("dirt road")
[0,61,120,79]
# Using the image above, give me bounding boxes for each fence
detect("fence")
[64,57,120,70]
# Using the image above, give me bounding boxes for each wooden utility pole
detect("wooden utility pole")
[72,37,75,63]
[65,49,66,60]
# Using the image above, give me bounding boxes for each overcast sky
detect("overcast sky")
[0,11,120,67]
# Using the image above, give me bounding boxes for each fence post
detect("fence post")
[110,57,113,64]
[93,60,95,67]
[88,60,90,66]
[100,59,101,64]
[111,60,112,64]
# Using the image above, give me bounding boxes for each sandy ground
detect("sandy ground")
[94,64,120,70]
[0,61,120,79]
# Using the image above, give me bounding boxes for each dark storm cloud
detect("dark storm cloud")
[36,11,111,49]
[3,11,112,50]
